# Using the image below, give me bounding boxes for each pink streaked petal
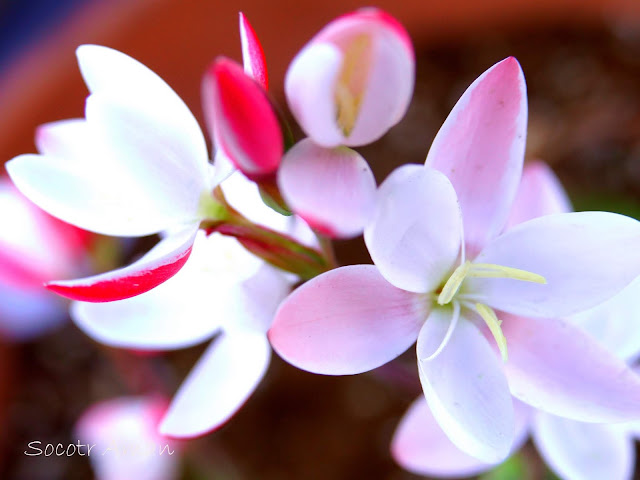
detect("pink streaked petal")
[417,309,514,463]
[501,314,640,423]
[269,265,426,375]
[76,396,179,480]
[426,57,527,256]
[202,58,282,178]
[47,227,198,302]
[160,331,270,438]
[239,13,268,90]
[533,412,635,480]
[506,161,572,228]
[364,165,462,293]
[278,139,376,239]
[76,45,208,172]
[571,277,640,363]
[342,15,414,146]
[468,212,640,318]
[392,396,530,478]
[285,42,345,148]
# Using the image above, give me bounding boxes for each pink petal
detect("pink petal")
[571,277,640,363]
[202,58,282,178]
[426,57,527,256]
[239,13,268,90]
[76,396,179,480]
[278,139,376,238]
[533,413,635,480]
[506,161,572,228]
[417,309,514,463]
[501,313,640,423]
[392,396,531,477]
[160,331,270,438]
[269,265,426,375]
[47,228,198,302]
[468,211,640,318]
[364,165,462,293]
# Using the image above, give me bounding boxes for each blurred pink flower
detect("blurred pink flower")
[0,178,90,339]
[7,45,218,302]
[285,8,415,147]
[75,396,180,480]
[269,59,640,462]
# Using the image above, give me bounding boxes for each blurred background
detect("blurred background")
[1,0,640,478]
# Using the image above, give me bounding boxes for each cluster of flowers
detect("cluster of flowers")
[4,8,640,480]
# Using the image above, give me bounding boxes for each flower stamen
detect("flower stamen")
[475,303,508,362]
[421,300,461,362]
[467,263,547,284]
[335,34,372,135]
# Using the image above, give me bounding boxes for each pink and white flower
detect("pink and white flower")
[75,396,180,480]
[72,174,295,437]
[7,45,218,302]
[0,178,90,339]
[269,58,640,462]
[392,162,640,480]
[285,8,415,147]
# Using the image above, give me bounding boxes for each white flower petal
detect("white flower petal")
[468,212,640,317]
[417,308,514,463]
[159,331,270,438]
[365,165,462,293]
[533,412,635,480]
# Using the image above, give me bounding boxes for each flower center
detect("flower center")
[432,261,546,362]
[334,33,373,136]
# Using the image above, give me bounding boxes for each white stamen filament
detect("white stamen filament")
[475,303,508,362]
[421,300,460,362]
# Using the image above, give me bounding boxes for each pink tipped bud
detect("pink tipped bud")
[203,58,283,179]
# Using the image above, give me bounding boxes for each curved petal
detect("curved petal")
[269,265,426,375]
[501,314,640,423]
[285,42,345,148]
[159,331,270,438]
[417,309,514,463]
[392,396,531,477]
[278,139,376,238]
[47,228,198,302]
[468,212,640,317]
[364,165,462,293]
[76,45,208,177]
[239,13,268,90]
[506,161,572,228]
[533,412,635,480]
[202,58,282,178]
[571,277,640,363]
[35,118,90,161]
[426,57,527,256]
